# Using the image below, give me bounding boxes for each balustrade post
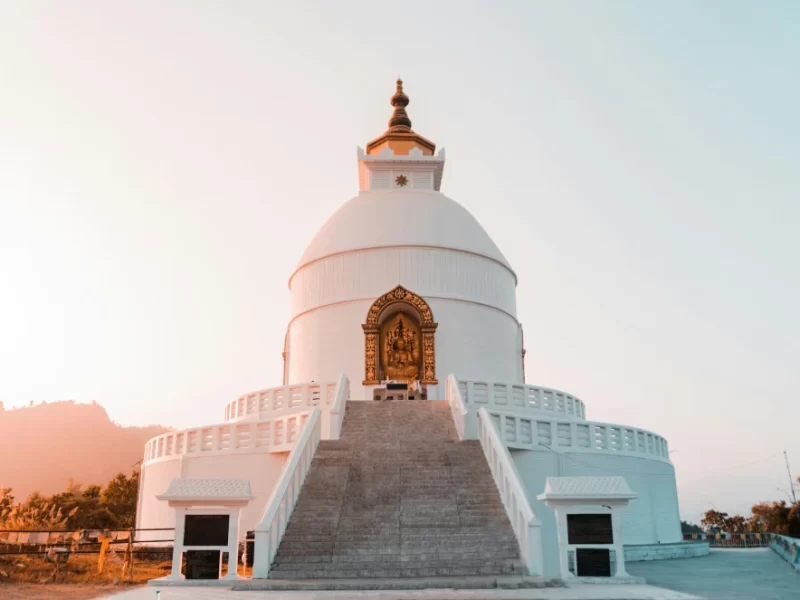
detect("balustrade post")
[253,529,270,578]
[525,522,544,576]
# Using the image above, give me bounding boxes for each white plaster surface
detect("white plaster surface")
[100,583,701,599]
[287,298,523,400]
[628,548,800,600]
[295,190,513,271]
[512,451,682,579]
[136,452,288,541]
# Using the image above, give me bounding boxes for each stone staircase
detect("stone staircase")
[268,400,523,579]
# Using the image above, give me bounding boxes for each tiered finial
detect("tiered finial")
[388,78,412,132]
[365,78,435,156]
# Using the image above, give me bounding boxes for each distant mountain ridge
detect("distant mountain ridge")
[0,400,170,499]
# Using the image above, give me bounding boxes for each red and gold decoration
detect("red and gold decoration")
[362,285,437,385]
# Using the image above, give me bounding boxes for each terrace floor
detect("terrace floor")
[627,548,798,600]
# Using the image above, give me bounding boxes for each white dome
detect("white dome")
[295,190,513,275]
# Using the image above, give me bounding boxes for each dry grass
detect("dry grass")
[0,553,253,598]
[0,552,171,584]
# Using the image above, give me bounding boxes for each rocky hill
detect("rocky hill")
[0,400,169,499]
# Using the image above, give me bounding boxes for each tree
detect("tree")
[101,471,139,528]
[700,509,750,533]
[681,520,702,534]
[701,509,729,532]
[750,501,800,537]
[1,500,75,529]
[0,488,13,521]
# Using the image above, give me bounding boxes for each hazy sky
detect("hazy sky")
[1,1,798,522]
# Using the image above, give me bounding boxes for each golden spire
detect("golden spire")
[366,78,435,156]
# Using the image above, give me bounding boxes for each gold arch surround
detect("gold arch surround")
[362,285,438,385]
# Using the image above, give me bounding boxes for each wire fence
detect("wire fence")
[0,527,174,557]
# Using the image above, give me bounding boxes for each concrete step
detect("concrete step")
[268,563,524,579]
[234,575,560,591]
[275,549,522,562]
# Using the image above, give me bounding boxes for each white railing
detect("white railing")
[459,380,586,420]
[225,381,339,422]
[486,409,671,462]
[446,374,472,440]
[477,407,543,576]
[328,374,349,439]
[253,408,322,578]
[143,411,312,464]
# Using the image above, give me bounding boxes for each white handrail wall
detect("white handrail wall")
[446,374,475,440]
[225,381,338,422]
[486,409,671,462]
[253,408,322,578]
[328,374,350,439]
[477,407,544,576]
[460,380,587,421]
[143,411,312,465]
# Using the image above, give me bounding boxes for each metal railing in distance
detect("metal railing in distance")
[477,407,543,576]
[253,408,322,578]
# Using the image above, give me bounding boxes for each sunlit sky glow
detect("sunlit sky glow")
[1,1,798,522]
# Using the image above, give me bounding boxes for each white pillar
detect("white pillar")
[612,505,629,577]
[169,507,186,580]
[552,507,572,580]
[222,508,241,580]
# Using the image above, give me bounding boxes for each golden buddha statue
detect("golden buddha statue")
[381,315,420,382]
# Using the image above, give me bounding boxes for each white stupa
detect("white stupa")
[136,81,695,580]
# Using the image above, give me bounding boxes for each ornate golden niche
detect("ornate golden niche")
[362,285,438,386]
[381,312,421,383]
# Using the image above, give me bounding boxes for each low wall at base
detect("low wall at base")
[625,541,710,562]
[770,534,800,572]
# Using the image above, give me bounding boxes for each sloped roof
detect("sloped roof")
[157,478,253,501]
[538,476,637,500]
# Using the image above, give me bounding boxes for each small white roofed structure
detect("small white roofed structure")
[156,478,254,583]
[538,476,638,581]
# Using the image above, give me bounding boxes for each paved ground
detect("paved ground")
[628,549,798,600]
[97,583,700,600]
[0,583,127,599]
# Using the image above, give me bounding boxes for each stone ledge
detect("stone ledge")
[624,541,710,562]
[233,575,563,591]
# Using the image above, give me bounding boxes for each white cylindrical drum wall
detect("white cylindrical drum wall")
[286,298,522,400]
[287,190,521,398]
